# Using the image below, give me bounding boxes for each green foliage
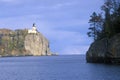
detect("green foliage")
[88,0,120,40]
[0,29,28,56]
[88,12,104,41]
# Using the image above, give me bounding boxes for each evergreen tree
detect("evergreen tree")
[88,0,120,41]
[87,12,103,41]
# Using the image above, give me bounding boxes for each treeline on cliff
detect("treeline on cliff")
[0,29,28,56]
[87,0,120,41]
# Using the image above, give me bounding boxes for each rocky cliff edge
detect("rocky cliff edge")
[0,28,52,57]
[86,33,120,64]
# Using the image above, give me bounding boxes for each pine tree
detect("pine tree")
[88,0,120,41]
[87,12,103,41]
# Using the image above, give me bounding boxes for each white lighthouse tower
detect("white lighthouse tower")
[28,23,38,34]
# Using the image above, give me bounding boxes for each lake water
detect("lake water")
[0,55,120,80]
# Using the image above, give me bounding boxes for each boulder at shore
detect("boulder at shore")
[86,33,120,64]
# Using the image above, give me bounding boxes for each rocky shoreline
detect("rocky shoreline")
[86,33,120,64]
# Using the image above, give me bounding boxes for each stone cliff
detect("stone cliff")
[86,33,120,64]
[0,28,51,57]
[25,33,51,56]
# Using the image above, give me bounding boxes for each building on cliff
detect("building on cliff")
[25,23,52,56]
[0,24,52,57]
[28,23,38,34]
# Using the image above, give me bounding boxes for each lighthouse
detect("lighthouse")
[28,23,38,34]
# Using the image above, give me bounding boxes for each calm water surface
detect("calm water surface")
[0,55,120,80]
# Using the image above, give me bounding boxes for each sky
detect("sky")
[0,0,103,55]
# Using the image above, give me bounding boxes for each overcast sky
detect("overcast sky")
[0,0,103,55]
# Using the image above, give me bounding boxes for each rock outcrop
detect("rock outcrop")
[0,28,51,57]
[25,33,51,56]
[86,33,120,64]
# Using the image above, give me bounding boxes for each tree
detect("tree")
[111,3,120,34]
[88,0,120,41]
[101,0,120,37]
[87,12,103,41]
[101,0,113,37]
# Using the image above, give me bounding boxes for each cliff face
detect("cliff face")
[0,28,51,57]
[25,33,51,56]
[86,39,107,63]
[86,33,120,64]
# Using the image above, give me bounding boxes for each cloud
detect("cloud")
[0,0,103,55]
[28,1,77,11]
[51,2,77,9]
[0,0,15,2]
[0,0,20,4]
[45,29,92,54]
[60,45,90,55]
